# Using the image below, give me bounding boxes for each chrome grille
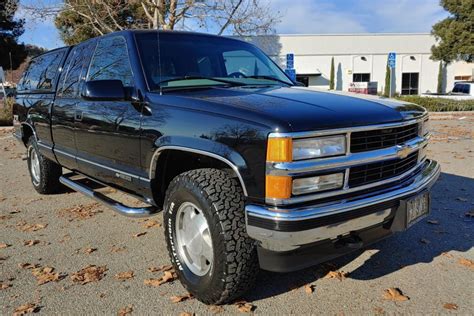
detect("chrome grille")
[348,151,418,187]
[350,123,419,153]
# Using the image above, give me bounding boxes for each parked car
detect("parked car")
[421,81,474,100]
[13,30,440,304]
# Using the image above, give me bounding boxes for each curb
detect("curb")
[429,111,474,120]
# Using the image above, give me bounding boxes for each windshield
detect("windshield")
[135,32,293,90]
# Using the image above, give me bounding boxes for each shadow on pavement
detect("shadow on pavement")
[245,172,473,301]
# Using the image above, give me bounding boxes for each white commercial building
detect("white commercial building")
[245,33,473,95]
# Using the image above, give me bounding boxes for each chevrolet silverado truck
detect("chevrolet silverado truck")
[13,30,440,304]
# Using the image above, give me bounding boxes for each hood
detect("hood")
[153,86,426,132]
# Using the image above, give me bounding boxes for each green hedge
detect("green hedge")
[396,96,474,112]
[0,97,13,126]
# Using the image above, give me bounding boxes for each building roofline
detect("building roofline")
[245,32,433,37]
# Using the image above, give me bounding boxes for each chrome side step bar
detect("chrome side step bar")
[59,175,159,218]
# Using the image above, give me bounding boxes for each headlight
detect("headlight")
[293,135,346,160]
[292,173,344,195]
[419,119,430,137]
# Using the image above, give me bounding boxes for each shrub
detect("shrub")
[395,96,474,112]
[0,97,14,126]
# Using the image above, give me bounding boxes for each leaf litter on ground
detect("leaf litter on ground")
[115,271,134,281]
[13,303,40,316]
[144,269,177,287]
[71,265,107,284]
[31,266,65,285]
[383,288,409,301]
[170,292,193,303]
[324,270,348,281]
[234,301,256,313]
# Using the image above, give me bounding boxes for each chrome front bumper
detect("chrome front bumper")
[246,159,440,252]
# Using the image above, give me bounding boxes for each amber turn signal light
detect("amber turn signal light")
[266,137,292,162]
[266,175,292,199]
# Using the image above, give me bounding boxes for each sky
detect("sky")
[18,0,449,50]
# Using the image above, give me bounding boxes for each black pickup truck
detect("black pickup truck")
[13,30,440,304]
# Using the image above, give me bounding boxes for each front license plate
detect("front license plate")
[406,192,430,227]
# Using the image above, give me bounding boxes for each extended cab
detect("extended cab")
[13,30,440,304]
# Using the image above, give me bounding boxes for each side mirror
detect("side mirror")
[82,80,125,101]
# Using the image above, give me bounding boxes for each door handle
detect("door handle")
[75,111,83,121]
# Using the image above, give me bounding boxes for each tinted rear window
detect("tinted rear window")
[18,49,66,92]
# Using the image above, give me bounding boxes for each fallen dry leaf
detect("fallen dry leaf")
[144,270,177,287]
[443,303,458,310]
[170,293,193,303]
[18,263,40,270]
[234,301,256,313]
[441,252,454,258]
[115,271,134,281]
[1,282,12,290]
[118,305,133,316]
[71,265,107,284]
[110,245,127,253]
[0,242,10,249]
[142,220,161,229]
[420,238,430,244]
[58,203,102,220]
[31,266,64,285]
[383,288,409,301]
[13,303,39,315]
[133,232,147,238]
[324,270,348,281]
[427,219,439,225]
[179,313,194,316]
[458,258,474,269]
[84,247,97,254]
[304,284,315,294]
[17,222,47,232]
[148,265,173,273]
[209,305,225,314]
[23,240,40,246]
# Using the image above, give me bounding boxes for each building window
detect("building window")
[296,75,309,87]
[353,73,370,82]
[401,72,419,95]
[454,75,472,81]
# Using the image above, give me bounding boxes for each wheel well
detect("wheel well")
[21,124,34,146]
[152,149,242,208]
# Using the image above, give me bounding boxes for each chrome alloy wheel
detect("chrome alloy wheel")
[175,202,214,276]
[29,147,41,185]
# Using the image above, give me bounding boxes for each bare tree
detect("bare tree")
[22,0,281,45]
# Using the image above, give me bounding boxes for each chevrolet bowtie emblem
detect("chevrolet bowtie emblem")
[396,146,411,159]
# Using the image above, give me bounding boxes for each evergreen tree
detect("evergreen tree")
[431,0,473,62]
[383,62,391,97]
[0,0,27,70]
[437,61,444,94]
[329,57,335,90]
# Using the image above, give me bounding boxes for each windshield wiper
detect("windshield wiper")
[158,76,246,87]
[245,75,293,86]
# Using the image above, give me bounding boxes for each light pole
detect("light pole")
[9,52,13,83]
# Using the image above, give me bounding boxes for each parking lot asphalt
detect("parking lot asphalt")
[1,117,473,315]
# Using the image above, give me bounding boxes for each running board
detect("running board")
[59,175,159,218]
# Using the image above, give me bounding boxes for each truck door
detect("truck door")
[52,41,95,170]
[74,35,143,191]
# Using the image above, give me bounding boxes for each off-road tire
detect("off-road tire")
[26,137,62,194]
[163,168,259,304]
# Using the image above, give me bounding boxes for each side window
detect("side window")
[58,44,91,98]
[87,36,133,86]
[18,51,65,92]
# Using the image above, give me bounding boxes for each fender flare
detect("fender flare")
[149,136,249,196]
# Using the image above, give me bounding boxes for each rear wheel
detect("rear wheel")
[27,137,62,194]
[163,168,259,304]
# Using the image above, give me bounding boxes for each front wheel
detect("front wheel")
[27,137,62,194]
[163,168,259,304]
